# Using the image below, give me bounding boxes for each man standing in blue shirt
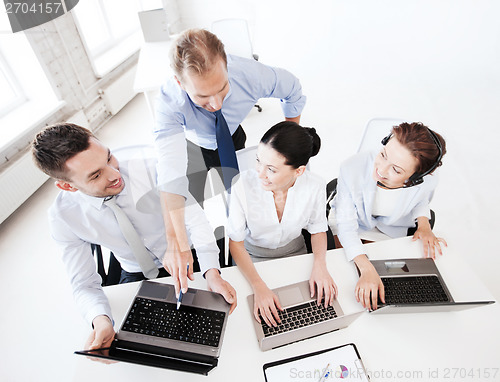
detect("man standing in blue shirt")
[153,28,306,298]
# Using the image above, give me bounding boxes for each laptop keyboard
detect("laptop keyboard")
[121,297,225,347]
[381,275,450,304]
[260,300,337,337]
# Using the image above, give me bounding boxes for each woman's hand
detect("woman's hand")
[252,282,283,328]
[354,254,385,311]
[412,217,447,259]
[309,232,337,307]
[309,259,338,308]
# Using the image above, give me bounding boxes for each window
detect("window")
[0,9,62,158]
[72,0,143,77]
[0,53,25,118]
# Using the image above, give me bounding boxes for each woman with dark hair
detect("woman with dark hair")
[228,121,337,328]
[329,122,447,311]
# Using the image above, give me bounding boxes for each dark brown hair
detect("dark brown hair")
[392,122,447,175]
[170,28,227,80]
[31,123,94,180]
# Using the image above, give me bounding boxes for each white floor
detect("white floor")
[2,4,500,379]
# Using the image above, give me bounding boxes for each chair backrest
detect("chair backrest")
[357,118,406,153]
[112,145,160,214]
[211,18,255,59]
[236,145,258,172]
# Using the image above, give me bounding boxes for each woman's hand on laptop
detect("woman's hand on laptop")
[253,281,283,328]
[309,258,338,308]
[411,218,447,259]
[205,268,238,314]
[354,254,385,311]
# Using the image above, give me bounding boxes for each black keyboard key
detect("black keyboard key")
[260,300,337,337]
[380,276,450,304]
[121,297,225,347]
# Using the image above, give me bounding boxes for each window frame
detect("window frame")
[72,0,143,78]
[0,45,27,118]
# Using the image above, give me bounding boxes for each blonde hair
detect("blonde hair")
[170,28,227,81]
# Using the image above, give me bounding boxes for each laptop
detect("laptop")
[75,280,231,375]
[248,280,364,351]
[369,258,495,314]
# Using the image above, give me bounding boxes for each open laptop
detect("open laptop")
[248,280,364,351]
[369,258,495,314]
[75,280,231,375]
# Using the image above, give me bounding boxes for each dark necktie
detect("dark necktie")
[104,197,159,279]
[214,109,239,190]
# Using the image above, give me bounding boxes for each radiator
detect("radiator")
[0,149,49,224]
[100,66,138,115]
[0,110,89,225]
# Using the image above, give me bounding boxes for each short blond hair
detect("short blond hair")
[170,28,227,81]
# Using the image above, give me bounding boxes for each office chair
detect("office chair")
[328,118,406,206]
[211,18,262,113]
[201,147,260,268]
[91,244,122,286]
[203,146,257,227]
[327,117,406,206]
[235,145,258,172]
[356,117,405,153]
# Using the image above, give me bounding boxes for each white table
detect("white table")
[133,41,174,117]
[73,237,499,381]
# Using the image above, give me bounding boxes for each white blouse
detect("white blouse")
[372,185,407,217]
[227,169,328,249]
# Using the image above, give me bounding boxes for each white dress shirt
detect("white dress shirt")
[330,150,438,261]
[48,155,220,325]
[227,169,328,249]
[372,186,406,217]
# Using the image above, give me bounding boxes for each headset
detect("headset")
[381,127,443,188]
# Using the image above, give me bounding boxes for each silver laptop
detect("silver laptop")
[369,258,494,314]
[75,280,230,375]
[248,280,364,351]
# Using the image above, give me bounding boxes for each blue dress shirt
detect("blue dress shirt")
[153,54,307,196]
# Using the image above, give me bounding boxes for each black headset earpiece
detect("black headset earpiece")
[381,133,392,146]
[404,128,443,187]
[405,172,425,187]
[379,128,443,188]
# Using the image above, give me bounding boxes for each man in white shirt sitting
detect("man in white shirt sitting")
[31,123,237,351]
